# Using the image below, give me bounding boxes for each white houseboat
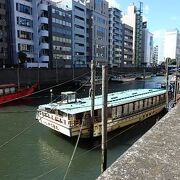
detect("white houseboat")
[36,89,166,138]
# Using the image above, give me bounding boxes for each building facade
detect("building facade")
[9,0,50,67]
[142,28,153,67]
[108,7,123,67]
[123,3,143,67]
[164,29,180,63]
[49,4,72,68]
[153,45,158,66]
[86,0,109,66]
[121,24,133,66]
[0,0,8,67]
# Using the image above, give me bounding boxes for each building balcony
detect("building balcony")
[40,43,49,49]
[39,30,49,37]
[39,55,49,62]
[114,17,121,22]
[74,18,85,26]
[74,45,85,52]
[114,23,121,29]
[38,4,48,11]
[74,27,85,34]
[39,17,48,24]
[114,29,121,35]
[74,9,85,18]
[75,37,85,43]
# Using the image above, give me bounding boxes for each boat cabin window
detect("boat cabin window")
[75,113,83,120]
[61,92,77,103]
[10,87,16,93]
[0,89,3,95]
[4,88,10,94]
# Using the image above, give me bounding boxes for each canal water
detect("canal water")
[0,77,165,180]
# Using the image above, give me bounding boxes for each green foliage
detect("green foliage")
[18,51,27,64]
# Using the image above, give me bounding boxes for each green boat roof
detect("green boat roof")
[38,89,166,115]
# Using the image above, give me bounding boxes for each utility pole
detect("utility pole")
[90,60,96,138]
[166,58,169,110]
[101,65,108,173]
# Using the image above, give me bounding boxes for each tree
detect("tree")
[18,51,27,64]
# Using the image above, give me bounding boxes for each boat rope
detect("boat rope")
[0,121,37,150]
[63,119,84,180]
[32,119,84,180]
[0,71,90,106]
[32,122,141,180]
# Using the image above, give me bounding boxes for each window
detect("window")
[17,17,33,27]
[17,30,33,40]
[16,3,32,15]
[18,44,33,52]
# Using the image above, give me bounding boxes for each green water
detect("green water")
[0,77,165,180]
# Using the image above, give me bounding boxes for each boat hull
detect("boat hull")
[37,103,165,138]
[0,83,38,105]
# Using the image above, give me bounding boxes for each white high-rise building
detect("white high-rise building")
[9,0,51,67]
[164,29,180,63]
[143,29,153,67]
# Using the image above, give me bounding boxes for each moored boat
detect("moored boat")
[0,83,38,105]
[36,89,166,138]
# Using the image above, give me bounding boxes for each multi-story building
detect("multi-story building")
[121,24,133,66]
[164,29,180,63]
[0,0,8,67]
[123,3,143,67]
[72,0,87,67]
[9,0,50,67]
[108,7,123,67]
[49,4,72,68]
[142,28,153,67]
[153,45,158,66]
[86,0,109,66]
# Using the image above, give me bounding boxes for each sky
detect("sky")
[54,0,180,44]
[107,0,180,44]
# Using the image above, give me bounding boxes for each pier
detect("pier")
[98,103,180,180]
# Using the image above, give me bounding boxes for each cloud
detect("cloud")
[106,0,121,9]
[170,16,178,21]
[144,5,149,15]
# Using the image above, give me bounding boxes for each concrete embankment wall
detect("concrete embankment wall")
[98,104,180,179]
[0,68,89,85]
[0,67,153,85]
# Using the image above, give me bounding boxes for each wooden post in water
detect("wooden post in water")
[166,58,169,110]
[90,60,96,138]
[101,65,108,173]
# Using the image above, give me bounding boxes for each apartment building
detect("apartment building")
[164,29,180,63]
[86,0,109,66]
[0,0,8,67]
[122,24,133,66]
[142,27,153,67]
[153,45,158,66]
[49,4,72,68]
[123,3,143,67]
[108,7,123,67]
[9,0,50,67]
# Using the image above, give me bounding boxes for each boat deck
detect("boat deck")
[38,89,166,115]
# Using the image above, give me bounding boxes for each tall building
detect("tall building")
[108,7,123,67]
[9,0,50,67]
[142,28,153,67]
[72,0,87,67]
[0,0,8,67]
[153,45,158,66]
[164,29,180,63]
[86,0,109,66]
[49,4,72,68]
[122,24,133,66]
[123,3,144,67]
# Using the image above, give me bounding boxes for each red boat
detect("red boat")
[0,83,38,105]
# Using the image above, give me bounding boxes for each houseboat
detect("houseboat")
[36,89,166,138]
[0,83,38,105]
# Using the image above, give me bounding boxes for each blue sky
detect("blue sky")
[107,0,180,42]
